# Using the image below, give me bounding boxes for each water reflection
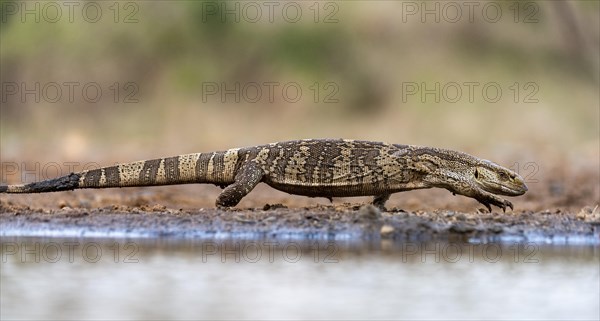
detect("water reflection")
[1,237,599,320]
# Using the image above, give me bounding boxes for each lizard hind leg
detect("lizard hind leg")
[215,163,264,208]
[372,193,390,211]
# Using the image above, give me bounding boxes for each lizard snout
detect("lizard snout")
[503,176,528,196]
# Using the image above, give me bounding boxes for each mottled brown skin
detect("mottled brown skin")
[0,139,528,211]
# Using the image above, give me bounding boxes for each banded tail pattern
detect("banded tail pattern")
[0,150,241,194]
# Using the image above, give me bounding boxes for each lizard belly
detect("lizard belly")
[263,178,409,198]
[262,165,428,198]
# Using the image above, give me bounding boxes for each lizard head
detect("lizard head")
[472,161,528,196]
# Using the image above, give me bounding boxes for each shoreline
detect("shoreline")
[2,203,598,245]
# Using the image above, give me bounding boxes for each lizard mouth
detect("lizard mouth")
[478,180,528,196]
[498,183,528,196]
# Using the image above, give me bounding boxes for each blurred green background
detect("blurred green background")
[1,0,598,190]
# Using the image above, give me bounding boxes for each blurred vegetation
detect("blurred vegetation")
[0,0,598,167]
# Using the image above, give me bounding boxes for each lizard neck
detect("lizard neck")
[398,145,478,190]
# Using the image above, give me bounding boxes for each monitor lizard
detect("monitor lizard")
[0,139,528,212]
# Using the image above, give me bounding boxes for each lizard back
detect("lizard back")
[242,139,422,197]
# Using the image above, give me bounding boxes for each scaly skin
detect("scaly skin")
[0,139,528,211]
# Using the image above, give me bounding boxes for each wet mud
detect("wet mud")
[1,183,598,244]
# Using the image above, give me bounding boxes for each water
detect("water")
[1,237,599,320]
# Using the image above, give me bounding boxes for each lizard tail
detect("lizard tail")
[0,173,81,193]
[0,151,241,194]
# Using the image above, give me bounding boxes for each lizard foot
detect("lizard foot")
[476,195,513,213]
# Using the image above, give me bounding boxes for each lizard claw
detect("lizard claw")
[499,199,513,212]
[484,203,492,213]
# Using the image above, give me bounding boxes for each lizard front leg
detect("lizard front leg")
[474,192,513,213]
[443,182,513,213]
[453,185,513,212]
[216,163,263,208]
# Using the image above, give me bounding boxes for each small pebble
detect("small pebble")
[380,224,395,237]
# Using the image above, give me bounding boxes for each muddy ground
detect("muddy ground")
[1,172,599,244]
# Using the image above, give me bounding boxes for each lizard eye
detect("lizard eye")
[498,172,508,180]
[474,168,479,179]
